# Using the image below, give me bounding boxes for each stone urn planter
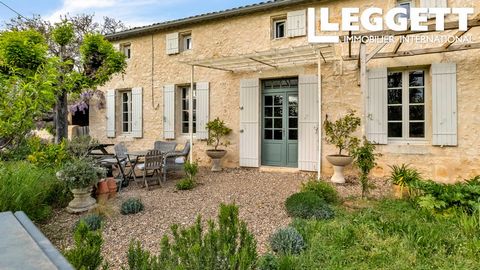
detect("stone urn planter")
[67,188,97,213]
[326,155,354,184]
[205,117,232,172]
[206,150,227,172]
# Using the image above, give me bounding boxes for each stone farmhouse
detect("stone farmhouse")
[87,0,480,182]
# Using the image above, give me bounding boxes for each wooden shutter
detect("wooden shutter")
[132,87,143,138]
[287,10,306,37]
[195,82,209,140]
[163,84,175,139]
[239,79,260,167]
[432,63,457,146]
[366,68,388,144]
[420,0,447,8]
[106,89,116,138]
[166,33,179,55]
[298,75,319,171]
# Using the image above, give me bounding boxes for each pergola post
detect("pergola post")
[317,51,322,180]
[359,43,367,135]
[189,65,195,163]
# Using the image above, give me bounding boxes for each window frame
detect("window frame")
[120,90,132,134]
[397,0,413,19]
[180,86,197,134]
[272,17,287,39]
[387,69,427,143]
[180,32,192,52]
[121,43,131,59]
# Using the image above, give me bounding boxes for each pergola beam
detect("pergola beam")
[366,42,388,63]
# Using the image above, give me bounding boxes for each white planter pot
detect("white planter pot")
[326,155,354,184]
[66,187,96,214]
[206,150,227,172]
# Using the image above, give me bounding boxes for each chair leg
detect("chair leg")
[143,169,149,190]
[155,169,162,187]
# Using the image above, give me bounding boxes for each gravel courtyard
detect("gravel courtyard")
[40,168,390,269]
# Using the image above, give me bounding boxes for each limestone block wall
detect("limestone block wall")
[90,0,480,182]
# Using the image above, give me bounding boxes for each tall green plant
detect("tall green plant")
[125,203,257,269]
[323,110,361,156]
[65,220,104,270]
[352,138,379,198]
[206,118,232,151]
[388,164,422,197]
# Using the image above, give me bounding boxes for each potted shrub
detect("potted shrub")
[57,158,106,213]
[205,117,232,171]
[323,110,361,184]
[388,164,421,198]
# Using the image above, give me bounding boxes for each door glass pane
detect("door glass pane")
[288,95,298,117]
[274,95,283,105]
[274,130,283,140]
[274,118,282,128]
[388,122,402,138]
[409,88,424,103]
[388,72,402,88]
[274,107,283,117]
[264,130,273,140]
[289,130,298,140]
[409,71,425,87]
[388,106,402,121]
[289,118,298,129]
[182,123,189,133]
[265,96,273,106]
[265,107,273,117]
[409,105,425,121]
[388,89,402,104]
[265,118,272,128]
[409,122,425,138]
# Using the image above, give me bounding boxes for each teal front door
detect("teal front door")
[261,79,298,167]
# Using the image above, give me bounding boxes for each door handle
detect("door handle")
[240,129,244,133]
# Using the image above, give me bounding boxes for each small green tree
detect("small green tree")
[352,137,379,198]
[206,118,232,151]
[323,110,361,156]
[65,220,104,270]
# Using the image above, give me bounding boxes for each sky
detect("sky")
[0,0,263,28]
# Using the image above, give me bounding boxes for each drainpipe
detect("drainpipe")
[189,65,195,163]
[317,51,322,181]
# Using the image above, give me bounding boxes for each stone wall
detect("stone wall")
[90,0,480,182]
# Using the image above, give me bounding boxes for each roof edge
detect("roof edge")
[106,0,311,40]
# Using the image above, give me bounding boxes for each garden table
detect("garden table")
[0,211,73,270]
[88,143,115,156]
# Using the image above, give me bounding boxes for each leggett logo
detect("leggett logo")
[307,7,474,43]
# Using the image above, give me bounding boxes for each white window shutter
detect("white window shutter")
[163,84,175,139]
[106,89,116,138]
[287,10,306,37]
[420,0,448,8]
[166,33,179,55]
[195,82,209,140]
[432,63,457,146]
[239,79,260,167]
[131,87,143,138]
[298,75,319,171]
[366,68,388,144]
[113,43,120,51]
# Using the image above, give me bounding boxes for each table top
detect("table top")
[127,150,149,156]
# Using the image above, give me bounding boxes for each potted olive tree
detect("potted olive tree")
[323,110,361,184]
[57,158,106,213]
[205,117,232,171]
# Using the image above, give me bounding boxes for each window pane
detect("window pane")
[274,95,283,105]
[388,89,402,104]
[274,130,283,140]
[123,113,129,122]
[274,118,282,128]
[182,100,188,110]
[265,96,273,106]
[388,72,402,88]
[274,107,283,117]
[388,106,402,121]
[182,111,189,122]
[264,107,273,117]
[123,102,129,111]
[182,123,189,133]
[409,122,425,138]
[409,88,424,103]
[265,130,273,140]
[409,105,425,121]
[388,122,403,138]
[289,118,298,129]
[289,130,298,140]
[288,95,298,105]
[123,123,129,132]
[265,118,272,128]
[409,71,424,87]
[289,106,298,117]
[193,124,196,134]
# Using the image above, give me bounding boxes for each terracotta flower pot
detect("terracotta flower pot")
[206,150,227,172]
[326,155,354,184]
[106,178,117,193]
[67,187,96,214]
[96,179,109,194]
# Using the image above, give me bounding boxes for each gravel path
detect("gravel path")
[39,168,390,269]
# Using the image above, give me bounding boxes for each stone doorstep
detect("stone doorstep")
[259,166,300,173]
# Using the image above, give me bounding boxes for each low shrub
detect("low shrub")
[269,227,306,255]
[414,176,480,213]
[121,198,144,215]
[125,203,257,269]
[301,180,339,204]
[285,192,335,220]
[75,214,103,231]
[27,139,70,168]
[0,161,66,222]
[257,253,279,270]
[176,178,195,190]
[65,220,104,270]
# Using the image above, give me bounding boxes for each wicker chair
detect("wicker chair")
[163,141,190,182]
[154,141,177,153]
